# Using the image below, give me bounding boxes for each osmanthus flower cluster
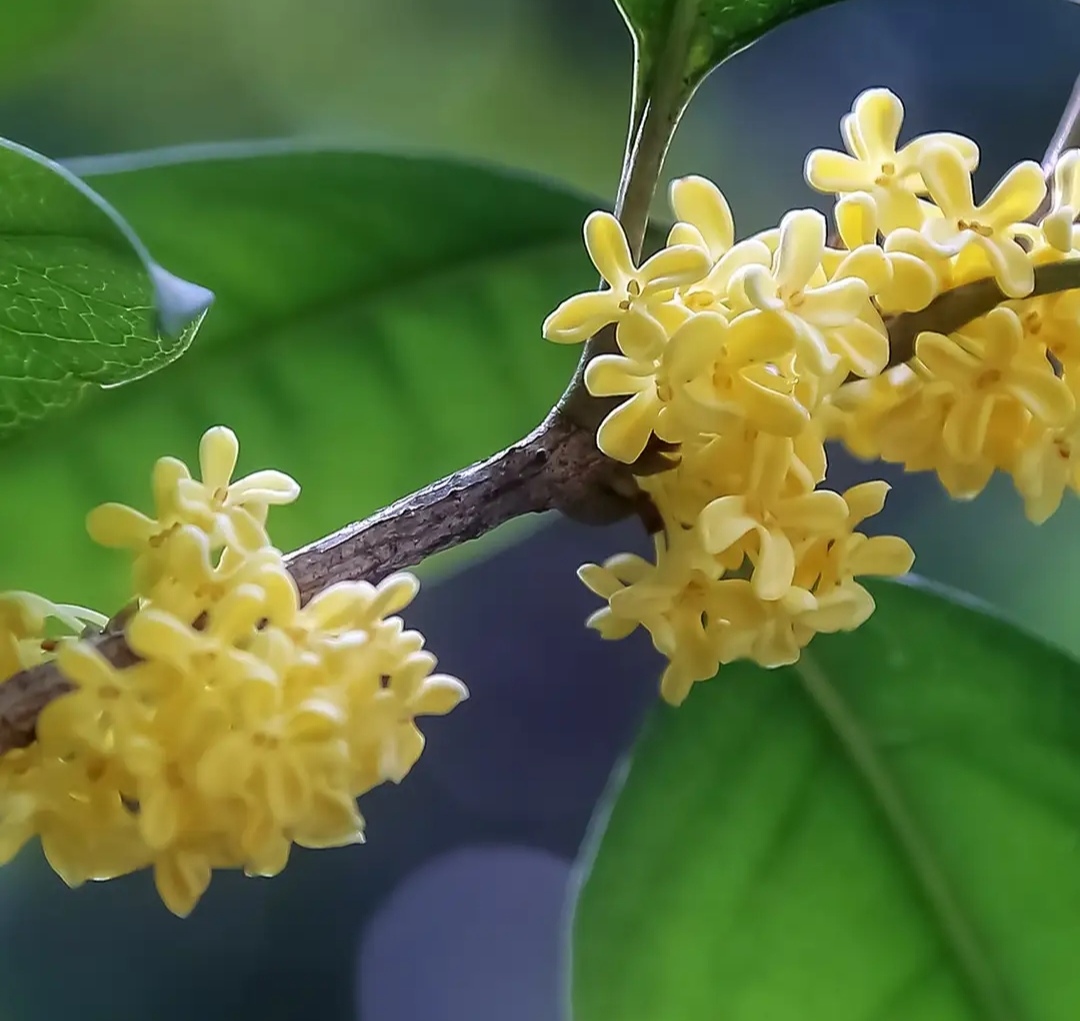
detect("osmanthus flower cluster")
[545,86,1080,705]
[0,427,466,916]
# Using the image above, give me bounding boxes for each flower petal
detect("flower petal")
[595,389,661,463]
[751,527,797,601]
[804,149,869,193]
[852,88,904,160]
[584,211,634,288]
[669,175,735,257]
[639,245,711,294]
[979,160,1046,227]
[776,209,827,293]
[585,354,650,397]
[199,426,240,491]
[616,307,667,361]
[919,144,976,219]
[698,496,758,554]
[542,291,622,343]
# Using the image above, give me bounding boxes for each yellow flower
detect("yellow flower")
[1011,415,1080,523]
[916,144,1045,298]
[1039,148,1080,253]
[832,192,938,313]
[174,426,300,552]
[915,307,1074,462]
[667,175,735,261]
[38,642,157,755]
[2,425,464,916]
[731,208,872,376]
[804,87,979,232]
[86,455,190,551]
[542,211,710,346]
[665,310,811,437]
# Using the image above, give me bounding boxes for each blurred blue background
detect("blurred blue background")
[1,0,1080,1017]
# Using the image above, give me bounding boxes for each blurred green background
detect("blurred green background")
[3,1,1080,1017]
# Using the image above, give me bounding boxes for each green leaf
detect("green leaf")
[0,138,212,435]
[617,0,843,107]
[573,577,1080,1021]
[0,143,595,610]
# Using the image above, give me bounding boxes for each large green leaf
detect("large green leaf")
[0,139,211,434]
[572,577,1080,1021]
[617,0,844,109]
[0,144,594,610]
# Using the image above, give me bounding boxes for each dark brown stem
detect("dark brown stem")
[0,411,634,755]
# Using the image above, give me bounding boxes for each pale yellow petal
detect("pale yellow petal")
[843,480,891,524]
[595,390,661,463]
[943,397,994,462]
[543,291,622,343]
[229,470,300,506]
[638,245,711,294]
[804,150,869,193]
[776,209,827,293]
[698,496,758,554]
[979,160,1046,227]
[1009,369,1075,426]
[411,675,469,716]
[918,143,976,219]
[199,426,240,491]
[852,88,904,159]
[975,236,1034,299]
[585,354,650,398]
[850,535,915,576]
[86,503,156,549]
[615,308,667,361]
[834,192,879,248]
[669,175,735,256]
[663,312,727,382]
[751,527,796,601]
[584,211,634,288]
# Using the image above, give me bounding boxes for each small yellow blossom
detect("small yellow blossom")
[667,175,735,260]
[542,211,710,345]
[916,143,1045,298]
[0,425,465,917]
[804,87,979,232]
[1040,148,1080,253]
[731,208,873,376]
[915,307,1074,462]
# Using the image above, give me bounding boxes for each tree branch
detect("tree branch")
[0,411,630,755]
[881,257,1080,371]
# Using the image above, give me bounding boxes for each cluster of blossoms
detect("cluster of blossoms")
[545,87,1080,705]
[0,426,465,915]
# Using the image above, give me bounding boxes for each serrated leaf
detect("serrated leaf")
[0,143,596,610]
[0,139,212,435]
[573,576,1080,1021]
[618,0,844,107]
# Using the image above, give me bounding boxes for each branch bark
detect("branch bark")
[0,411,630,754]
[6,73,1080,759]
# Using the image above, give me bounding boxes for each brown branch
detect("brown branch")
[881,257,1080,372]
[0,411,642,755]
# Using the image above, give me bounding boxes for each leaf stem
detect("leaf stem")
[795,652,1018,1021]
[560,0,700,432]
[1043,69,1080,179]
